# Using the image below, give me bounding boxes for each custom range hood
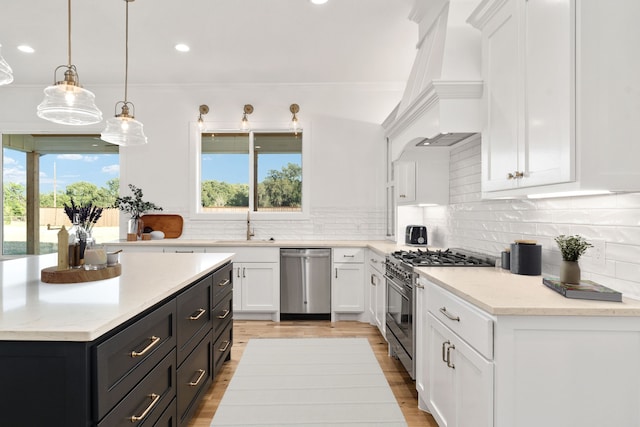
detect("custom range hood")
[384,0,483,160]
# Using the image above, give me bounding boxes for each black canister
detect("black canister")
[501,250,511,270]
[510,242,542,275]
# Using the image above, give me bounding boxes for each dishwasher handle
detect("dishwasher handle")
[280,252,331,259]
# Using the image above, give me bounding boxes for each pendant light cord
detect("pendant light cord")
[124,0,129,103]
[67,0,72,67]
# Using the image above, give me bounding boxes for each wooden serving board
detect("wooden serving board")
[140,214,183,238]
[41,264,122,284]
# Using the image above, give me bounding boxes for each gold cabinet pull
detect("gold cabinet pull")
[189,308,206,320]
[217,309,230,320]
[188,369,206,387]
[218,279,230,287]
[219,340,231,352]
[130,336,161,358]
[129,393,160,422]
[439,307,460,322]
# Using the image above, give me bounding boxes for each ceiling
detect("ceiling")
[0,0,417,86]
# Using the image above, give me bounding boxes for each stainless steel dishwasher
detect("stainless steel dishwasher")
[280,248,331,320]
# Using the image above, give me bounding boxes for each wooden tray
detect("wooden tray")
[140,214,183,238]
[41,264,122,284]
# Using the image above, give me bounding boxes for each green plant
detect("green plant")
[114,184,163,219]
[554,234,593,262]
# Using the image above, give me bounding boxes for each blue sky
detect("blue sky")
[3,148,300,192]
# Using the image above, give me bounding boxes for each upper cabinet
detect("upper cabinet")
[394,148,450,206]
[470,0,640,198]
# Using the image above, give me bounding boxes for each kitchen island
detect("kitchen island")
[0,252,234,427]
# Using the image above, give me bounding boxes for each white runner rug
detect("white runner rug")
[211,337,408,426]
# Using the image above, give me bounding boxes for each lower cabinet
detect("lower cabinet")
[367,250,386,335]
[0,262,233,427]
[426,314,493,427]
[332,248,365,313]
[233,262,279,312]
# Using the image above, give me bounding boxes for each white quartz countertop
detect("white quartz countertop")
[0,252,234,342]
[418,266,640,316]
[107,239,409,253]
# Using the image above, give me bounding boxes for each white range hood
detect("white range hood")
[384,0,483,161]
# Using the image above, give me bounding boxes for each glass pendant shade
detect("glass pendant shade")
[37,80,102,125]
[0,44,14,85]
[101,103,147,146]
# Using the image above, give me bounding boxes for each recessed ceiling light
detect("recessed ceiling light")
[310,0,328,4]
[17,45,35,53]
[175,43,190,52]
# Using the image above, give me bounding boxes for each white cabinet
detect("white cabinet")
[163,246,206,253]
[394,149,449,206]
[418,279,494,427]
[471,0,640,197]
[332,248,365,314]
[475,0,572,192]
[206,247,279,321]
[367,250,386,336]
[395,161,416,203]
[426,314,493,427]
[232,262,278,312]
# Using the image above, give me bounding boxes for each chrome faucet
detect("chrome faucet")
[246,210,255,240]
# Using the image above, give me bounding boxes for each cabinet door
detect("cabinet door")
[332,263,365,312]
[427,313,494,427]
[522,0,573,188]
[482,0,519,192]
[240,263,278,312]
[426,313,456,427]
[368,268,377,323]
[395,161,416,203]
[232,266,242,312]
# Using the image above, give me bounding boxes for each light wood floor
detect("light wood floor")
[188,320,437,427]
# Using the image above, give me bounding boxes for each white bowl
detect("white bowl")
[150,230,165,240]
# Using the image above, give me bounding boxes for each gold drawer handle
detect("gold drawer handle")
[217,309,230,320]
[218,279,230,287]
[130,336,161,358]
[439,307,460,322]
[189,308,206,320]
[130,393,160,422]
[219,340,231,352]
[188,369,206,387]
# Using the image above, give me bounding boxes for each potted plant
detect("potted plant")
[114,184,163,240]
[554,234,593,283]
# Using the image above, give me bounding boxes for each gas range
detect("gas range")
[390,248,496,268]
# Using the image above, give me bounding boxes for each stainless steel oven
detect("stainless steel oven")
[385,256,416,379]
[384,248,495,380]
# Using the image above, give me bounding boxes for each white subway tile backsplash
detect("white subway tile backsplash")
[441,138,640,299]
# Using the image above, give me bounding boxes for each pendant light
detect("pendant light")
[36,0,102,125]
[289,103,300,135]
[0,44,14,85]
[101,0,147,146]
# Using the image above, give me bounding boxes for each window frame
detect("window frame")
[189,122,311,220]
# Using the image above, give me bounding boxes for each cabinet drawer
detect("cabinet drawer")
[155,398,177,427]
[427,282,493,359]
[368,250,386,274]
[333,247,364,263]
[212,323,233,376]
[177,275,212,365]
[94,301,176,421]
[212,291,233,339]
[98,349,176,427]
[212,262,233,305]
[177,334,212,426]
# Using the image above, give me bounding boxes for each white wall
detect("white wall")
[0,82,396,240]
[421,139,640,299]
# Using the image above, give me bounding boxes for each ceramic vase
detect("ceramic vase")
[560,260,581,284]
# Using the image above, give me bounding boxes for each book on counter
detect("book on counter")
[542,277,622,302]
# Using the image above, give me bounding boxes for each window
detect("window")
[197,130,304,216]
[2,134,119,256]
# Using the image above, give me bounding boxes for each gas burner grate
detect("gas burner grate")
[391,248,495,267]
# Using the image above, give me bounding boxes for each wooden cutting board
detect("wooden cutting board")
[140,214,183,238]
